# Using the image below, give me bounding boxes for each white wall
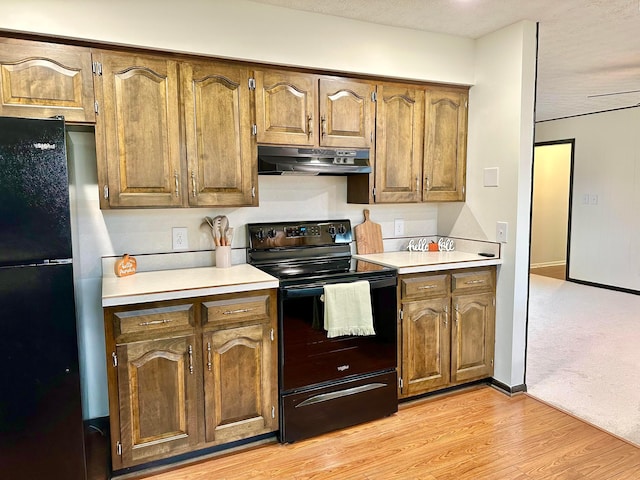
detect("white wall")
[1,0,536,417]
[440,21,537,387]
[530,144,571,267]
[2,0,474,85]
[535,108,640,290]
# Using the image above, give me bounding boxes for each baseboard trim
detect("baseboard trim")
[490,379,527,395]
[568,278,639,296]
[530,261,565,269]
[111,432,277,479]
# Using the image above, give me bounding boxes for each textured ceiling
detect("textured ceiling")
[250,0,640,121]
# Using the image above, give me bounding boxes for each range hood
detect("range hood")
[258,145,371,175]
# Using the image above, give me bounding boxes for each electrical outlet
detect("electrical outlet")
[394,219,405,236]
[496,221,508,243]
[172,227,188,250]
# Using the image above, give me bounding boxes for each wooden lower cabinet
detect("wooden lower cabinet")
[116,335,199,467]
[398,267,495,399]
[401,297,450,396]
[104,289,277,471]
[452,291,495,383]
[201,294,277,444]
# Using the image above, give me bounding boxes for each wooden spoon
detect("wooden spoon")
[219,216,229,246]
[212,215,223,246]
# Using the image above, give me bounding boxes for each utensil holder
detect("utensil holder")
[215,246,232,268]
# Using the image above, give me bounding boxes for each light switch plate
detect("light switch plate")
[496,221,508,243]
[484,167,499,187]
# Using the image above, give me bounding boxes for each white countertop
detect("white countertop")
[102,263,279,307]
[354,251,502,274]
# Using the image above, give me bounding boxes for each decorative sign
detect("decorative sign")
[114,254,137,277]
[407,238,455,252]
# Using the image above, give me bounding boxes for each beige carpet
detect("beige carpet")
[526,274,640,446]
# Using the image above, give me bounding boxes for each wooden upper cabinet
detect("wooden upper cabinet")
[182,61,257,207]
[423,88,468,202]
[0,37,95,123]
[374,83,424,203]
[254,70,317,146]
[254,71,374,149]
[93,51,183,208]
[318,78,374,148]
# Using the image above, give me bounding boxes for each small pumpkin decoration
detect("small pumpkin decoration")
[114,254,137,277]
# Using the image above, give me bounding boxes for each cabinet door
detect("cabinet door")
[94,51,183,208]
[0,37,95,122]
[319,78,374,148]
[451,292,495,383]
[254,70,317,146]
[374,84,424,203]
[202,323,277,444]
[423,89,467,201]
[115,335,199,468]
[401,298,450,397]
[182,61,257,207]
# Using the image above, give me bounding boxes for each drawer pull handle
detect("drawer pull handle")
[465,279,485,285]
[188,345,194,374]
[296,383,388,408]
[207,342,212,371]
[138,319,173,326]
[418,285,437,290]
[223,308,252,315]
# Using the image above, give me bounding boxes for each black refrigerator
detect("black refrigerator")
[0,116,87,479]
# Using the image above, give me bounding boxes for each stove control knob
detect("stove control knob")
[337,224,347,235]
[267,228,277,238]
[327,225,336,236]
[255,229,265,241]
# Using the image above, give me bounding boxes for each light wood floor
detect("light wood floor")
[530,264,566,280]
[137,386,640,479]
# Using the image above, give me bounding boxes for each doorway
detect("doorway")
[530,140,574,280]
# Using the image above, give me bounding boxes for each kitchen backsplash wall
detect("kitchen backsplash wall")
[68,127,439,419]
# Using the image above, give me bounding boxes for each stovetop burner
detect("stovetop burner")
[246,219,396,284]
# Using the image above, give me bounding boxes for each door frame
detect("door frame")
[531,139,576,280]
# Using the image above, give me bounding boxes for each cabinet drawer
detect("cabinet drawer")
[202,294,271,329]
[112,304,195,341]
[401,274,449,299]
[452,269,495,293]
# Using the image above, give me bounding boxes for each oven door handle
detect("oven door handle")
[282,275,396,298]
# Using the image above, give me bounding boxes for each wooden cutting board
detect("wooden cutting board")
[354,209,384,254]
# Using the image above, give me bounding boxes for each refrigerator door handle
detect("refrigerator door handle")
[41,259,73,266]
